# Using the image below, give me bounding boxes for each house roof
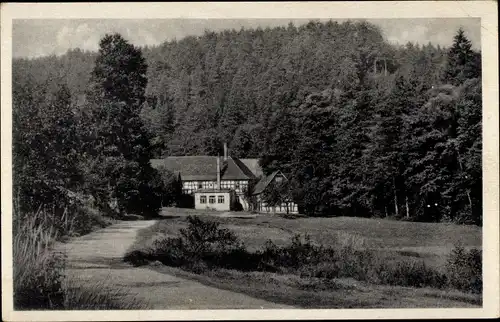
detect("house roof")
[240,158,263,177]
[222,157,256,180]
[253,170,282,195]
[150,156,258,181]
[150,156,219,181]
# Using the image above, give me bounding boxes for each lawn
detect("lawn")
[151,208,481,266]
[127,208,482,308]
[157,208,482,249]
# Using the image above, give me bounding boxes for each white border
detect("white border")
[1,2,498,320]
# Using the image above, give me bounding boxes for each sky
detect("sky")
[12,18,481,59]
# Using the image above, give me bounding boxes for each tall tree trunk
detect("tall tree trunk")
[466,189,473,210]
[456,148,473,212]
[405,195,410,219]
[393,177,399,217]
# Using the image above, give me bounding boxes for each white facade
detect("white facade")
[194,191,232,211]
[256,200,299,214]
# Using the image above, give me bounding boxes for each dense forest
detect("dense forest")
[13,20,482,224]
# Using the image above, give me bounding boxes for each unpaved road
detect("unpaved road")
[55,220,293,309]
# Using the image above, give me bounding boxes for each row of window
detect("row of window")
[184,181,215,189]
[220,181,247,190]
[258,202,298,213]
[183,180,248,191]
[200,195,225,204]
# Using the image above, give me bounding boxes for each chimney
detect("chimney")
[223,142,228,161]
[216,156,221,190]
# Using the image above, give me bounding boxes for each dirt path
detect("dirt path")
[55,220,293,309]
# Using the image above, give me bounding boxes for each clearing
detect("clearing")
[153,207,482,268]
[125,208,482,308]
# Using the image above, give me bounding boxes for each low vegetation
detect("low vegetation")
[62,278,147,310]
[125,215,482,307]
[13,209,65,309]
[12,203,144,310]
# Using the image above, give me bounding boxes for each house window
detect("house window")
[235,182,240,190]
[218,196,225,204]
[198,182,203,189]
[200,195,207,204]
[209,196,216,204]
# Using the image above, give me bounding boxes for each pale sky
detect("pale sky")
[12,18,481,59]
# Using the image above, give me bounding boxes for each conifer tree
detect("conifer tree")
[443,28,481,86]
[86,33,160,217]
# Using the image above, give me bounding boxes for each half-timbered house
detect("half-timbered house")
[150,144,298,213]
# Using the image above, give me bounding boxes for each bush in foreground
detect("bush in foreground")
[125,215,253,271]
[446,245,482,293]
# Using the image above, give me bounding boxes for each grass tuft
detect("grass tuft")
[62,278,147,310]
[13,208,66,309]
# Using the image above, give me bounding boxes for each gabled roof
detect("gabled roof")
[150,156,258,181]
[222,157,256,180]
[240,158,263,177]
[150,156,219,181]
[252,170,287,195]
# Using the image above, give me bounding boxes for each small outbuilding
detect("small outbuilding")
[194,189,235,211]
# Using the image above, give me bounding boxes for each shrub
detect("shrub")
[125,216,246,270]
[258,235,318,273]
[374,259,447,288]
[255,233,451,290]
[123,249,154,267]
[179,216,242,255]
[17,192,110,241]
[446,245,482,293]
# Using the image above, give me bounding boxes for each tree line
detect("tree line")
[12,20,481,224]
[13,34,166,220]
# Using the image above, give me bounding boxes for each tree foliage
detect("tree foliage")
[83,33,161,217]
[13,24,481,224]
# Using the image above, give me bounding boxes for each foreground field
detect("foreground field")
[154,208,481,267]
[148,265,481,308]
[126,208,482,308]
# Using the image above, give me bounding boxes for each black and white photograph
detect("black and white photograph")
[1,2,498,321]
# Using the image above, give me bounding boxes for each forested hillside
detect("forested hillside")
[12,20,482,223]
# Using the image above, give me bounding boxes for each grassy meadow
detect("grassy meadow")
[124,208,482,308]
